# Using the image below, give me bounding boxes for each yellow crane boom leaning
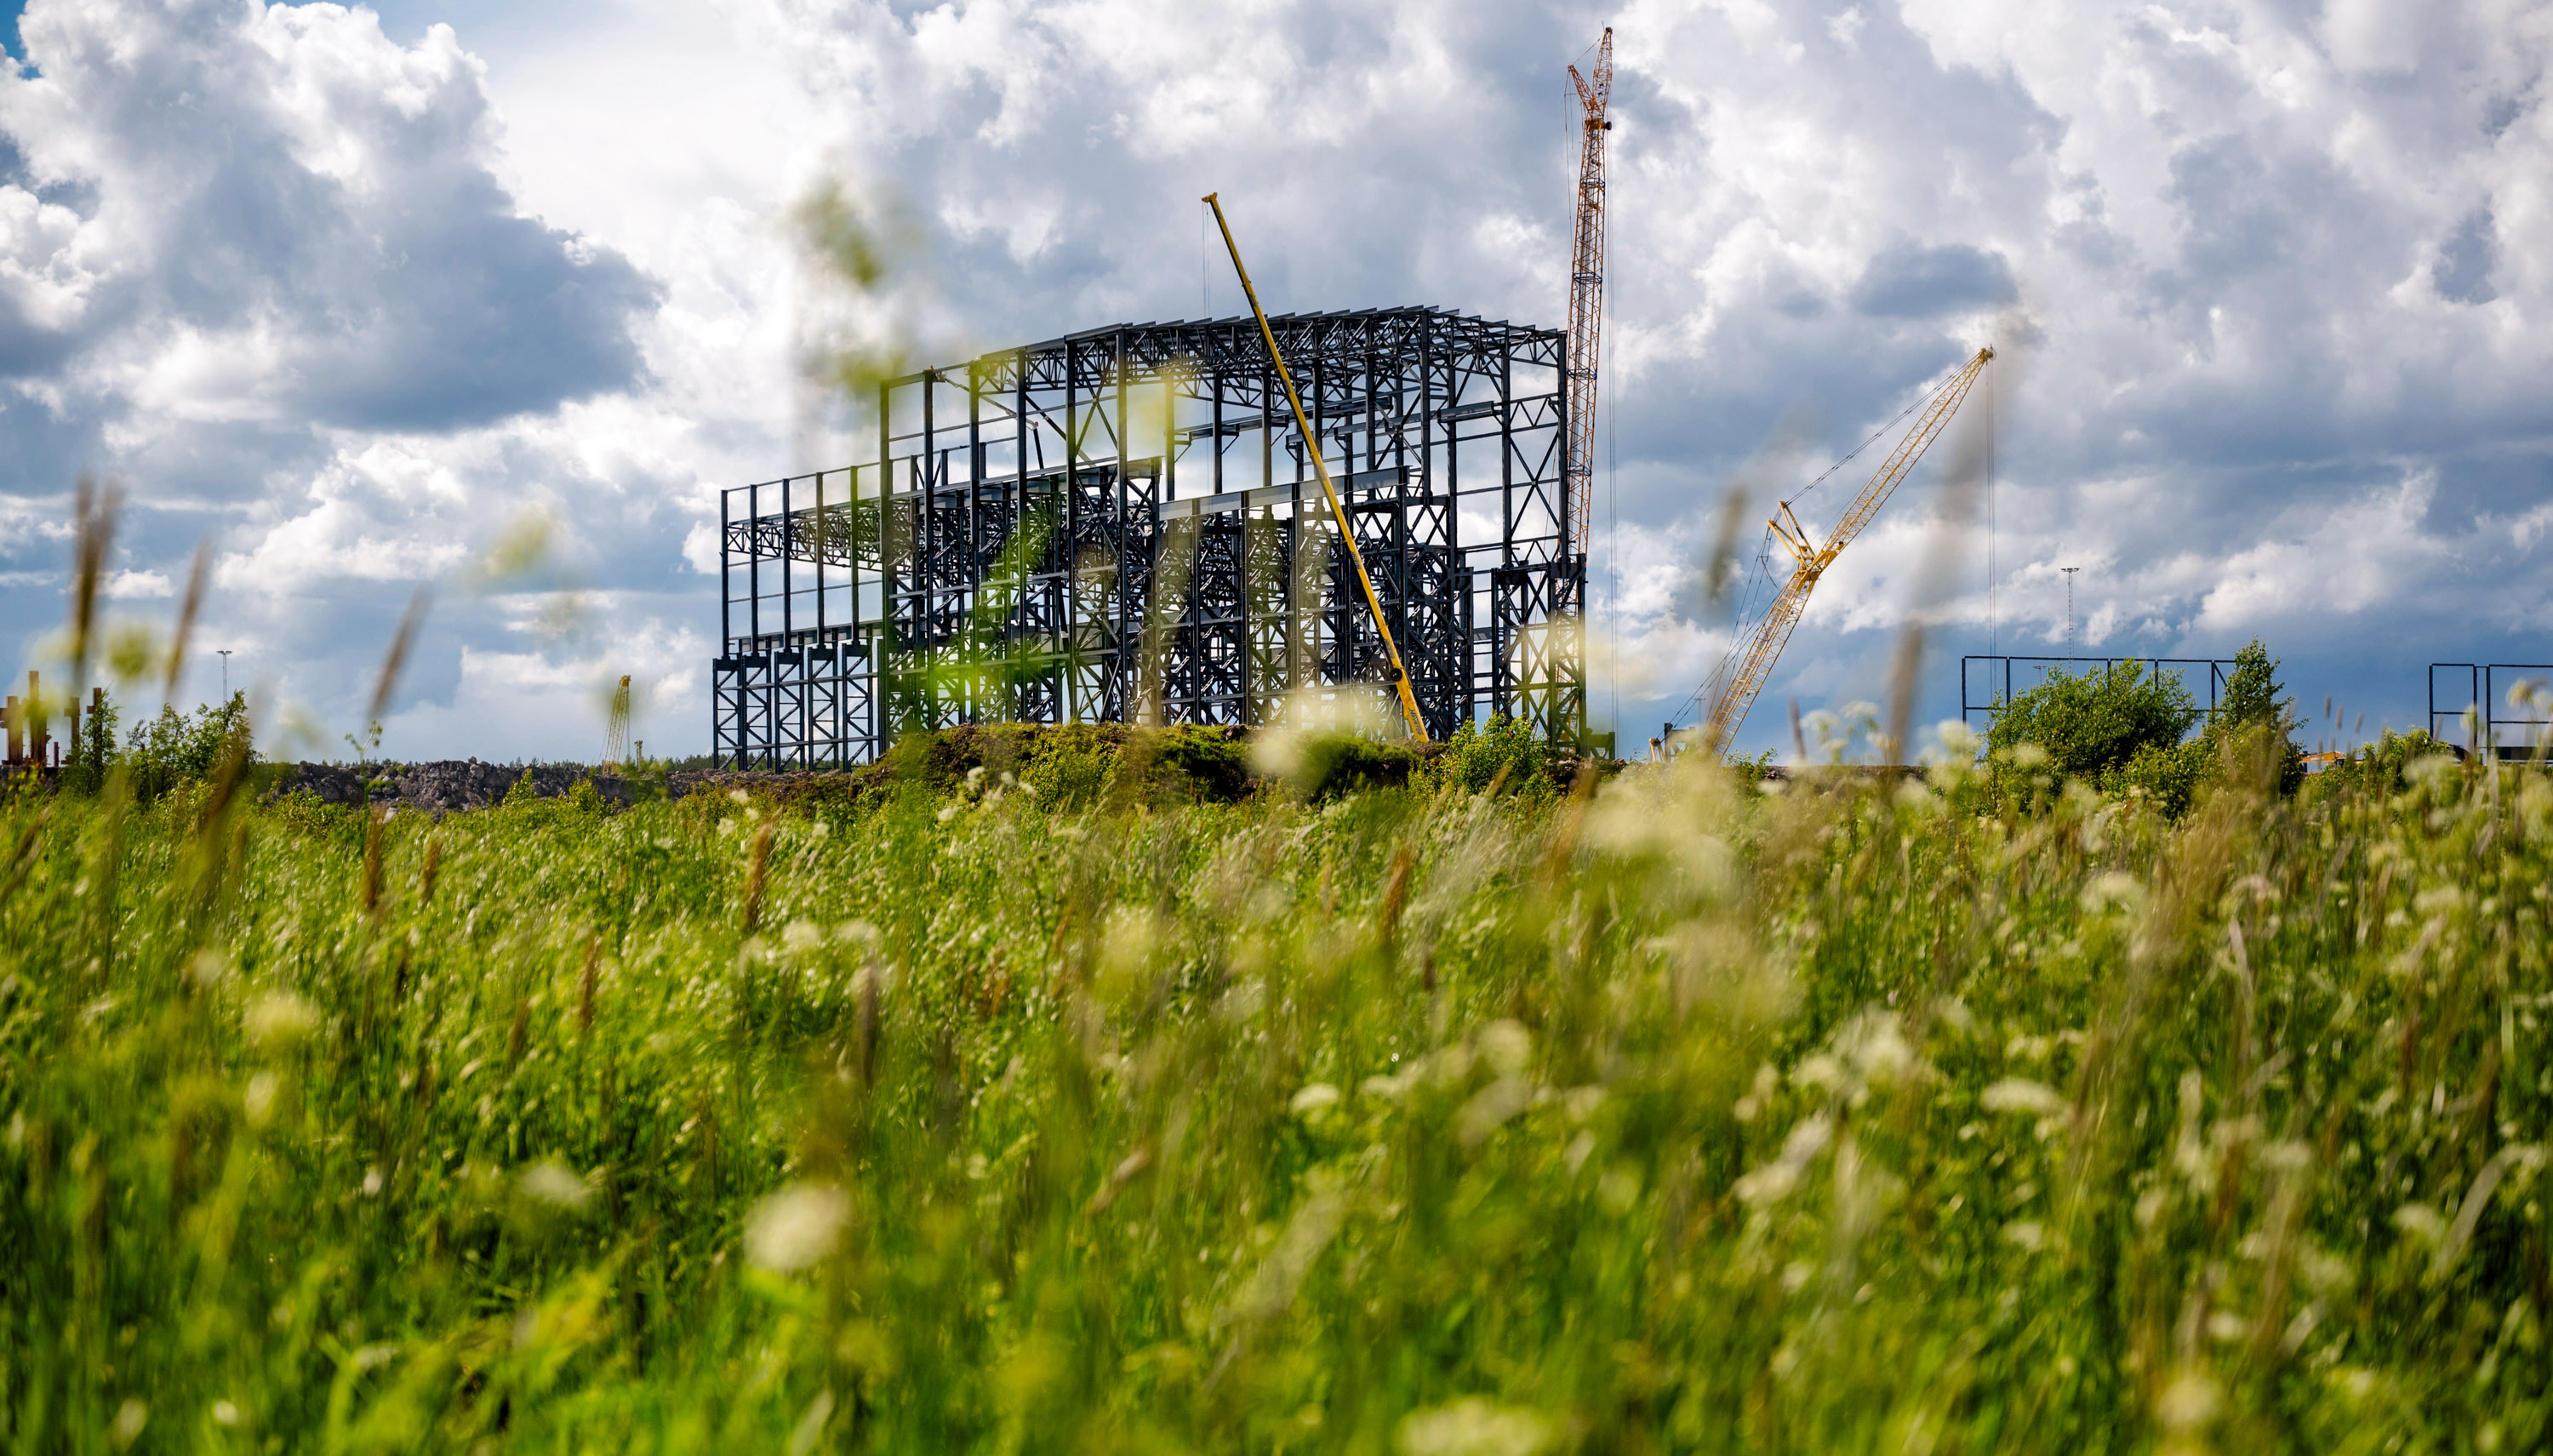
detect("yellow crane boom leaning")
[1203,192,1431,743]
[1693,346,1993,752]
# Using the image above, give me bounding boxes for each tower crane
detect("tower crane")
[1563,28,1613,562]
[1682,346,1993,754]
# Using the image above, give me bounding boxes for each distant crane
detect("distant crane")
[605,674,632,769]
[1683,347,1995,753]
[1563,27,1613,562]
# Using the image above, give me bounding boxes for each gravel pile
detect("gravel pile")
[268,760,637,815]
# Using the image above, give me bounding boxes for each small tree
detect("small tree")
[2206,639,2304,794]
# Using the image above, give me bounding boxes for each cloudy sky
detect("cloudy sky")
[1,0,2546,762]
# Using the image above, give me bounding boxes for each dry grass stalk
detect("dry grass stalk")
[68,475,120,694]
[740,815,779,935]
[368,587,432,731]
[163,539,212,702]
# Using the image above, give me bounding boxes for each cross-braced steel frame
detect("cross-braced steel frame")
[713,306,1582,768]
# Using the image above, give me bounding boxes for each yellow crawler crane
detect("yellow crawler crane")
[1693,346,1993,752]
[1203,191,1430,742]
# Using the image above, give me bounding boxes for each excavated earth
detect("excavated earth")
[267,761,637,815]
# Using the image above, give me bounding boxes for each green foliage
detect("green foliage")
[122,691,254,802]
[60,687,120,795]
[260,786,361,842]
[881,723,1254,811]
[1287,731,1424,801]
[6,745,2553,1452]
[2216,638,2286,730]
[2302,728,2455,802]
[1724,747,1779,791]
[2105,736,2209,816]
[2206,639,2306,795]
[1424,715,1563,804]
[1991,640,2305,814]
[1987,659,2199,784]
[502,768,544,807]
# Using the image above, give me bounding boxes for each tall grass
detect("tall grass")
[2,744,2548,1453]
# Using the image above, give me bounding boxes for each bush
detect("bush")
[1284,732,1425,801]
[2104,737,2208,816]
[1424,715,1562,803]
[1990,639,2303,814]
[1987,659,2199,784]
[123,691,254,802]
[2303,728,2454,802]
[882,723,1255,810]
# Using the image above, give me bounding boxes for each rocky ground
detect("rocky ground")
[267,760,637,815]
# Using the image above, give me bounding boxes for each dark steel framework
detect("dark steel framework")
[1960,654,2244,731]
[713,307,1582,768]
[2429,663,2553,757]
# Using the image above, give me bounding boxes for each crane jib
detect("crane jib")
[1689,346,1995,756]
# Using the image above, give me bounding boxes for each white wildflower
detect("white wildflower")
[517,1160,591,1211]
[1395,1398,1553,1456]
[1288,1083,1341,1116]
[746,1183,850,1272]
[243,992,319,1050]
[1980,1078,2068,1117]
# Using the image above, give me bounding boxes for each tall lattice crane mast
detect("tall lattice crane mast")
[1689,347,1994,751]
[1564,27,1613,561]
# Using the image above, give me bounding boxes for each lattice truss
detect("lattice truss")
[713,307,1582,768]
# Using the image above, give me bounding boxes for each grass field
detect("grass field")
[3,735,2549,1453]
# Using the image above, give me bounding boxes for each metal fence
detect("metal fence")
[2427,664,2553,757]
[1959,655,2244,732]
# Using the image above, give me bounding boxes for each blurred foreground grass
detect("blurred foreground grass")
[3,744,2550,1454]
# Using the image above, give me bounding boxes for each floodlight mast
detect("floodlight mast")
[1202,191,1431,744]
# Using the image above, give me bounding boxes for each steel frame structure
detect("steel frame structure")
[713,307,1581,768]
[2428,663,2553,757]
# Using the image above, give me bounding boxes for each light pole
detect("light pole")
[2061,568,2080,654]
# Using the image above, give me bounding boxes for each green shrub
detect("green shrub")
[122,691,254,802]
[1024,739,1113,809]
[1288,731,1424,801]
[2102,736,2208,815]
[1425,715,1562,803]
[260,785,360,842]
[1987,658,2199,784]
[1990,639,2302,814]
[2303,728,2456,802]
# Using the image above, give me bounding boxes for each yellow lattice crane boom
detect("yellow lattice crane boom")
[1691,346,1993,752]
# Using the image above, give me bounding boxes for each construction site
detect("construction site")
[711,40,1618,771]
[705,26,2513,774]
[711,309,1583,768]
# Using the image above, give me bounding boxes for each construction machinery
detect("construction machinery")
[1204,193,1431,742]
[1563,28,1613,562]
[1683,346,1993,752]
